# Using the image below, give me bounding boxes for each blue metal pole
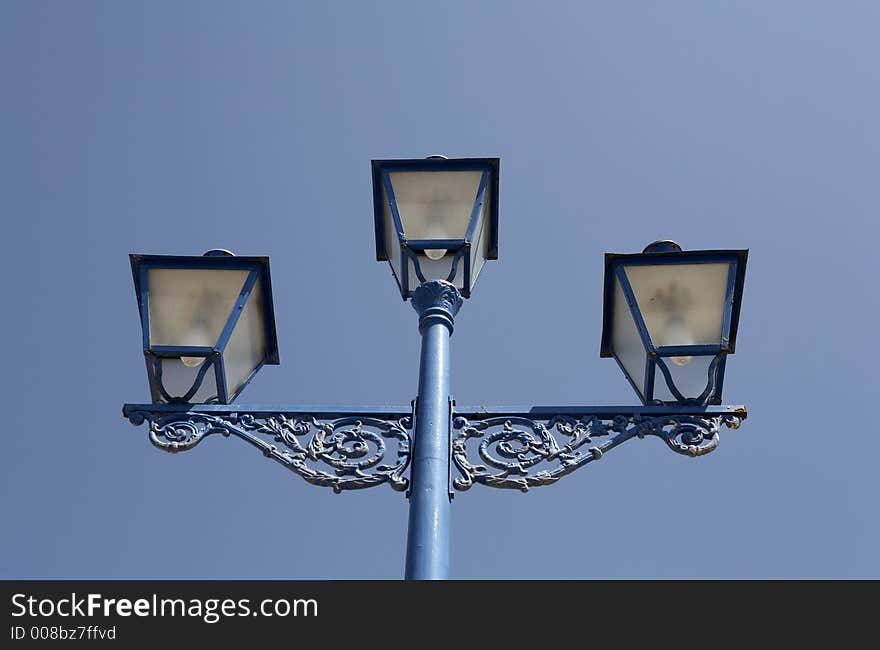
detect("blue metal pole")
[405,280,463,580]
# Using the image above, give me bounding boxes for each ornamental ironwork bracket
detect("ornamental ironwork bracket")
[123,404,414,493]
[123,404,746,495]
[450,405,746,492]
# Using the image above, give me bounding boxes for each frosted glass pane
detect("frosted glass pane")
[382,184,403,285]
[612,278,647,396]
[652,356,716,402]
[148,268,249,347]
[469,188,491,286]
[624,263,729,347]
[407,253,465,291]
[224,280,267,398]
[389,171,482,241]
[157,358,217,403]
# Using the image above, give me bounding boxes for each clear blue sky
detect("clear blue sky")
[2,1,878,579]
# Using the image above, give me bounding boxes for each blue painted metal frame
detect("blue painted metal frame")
[371,158,500,299]
[123,402,746,420]
[130,254,280,405]
[599,248,748,406]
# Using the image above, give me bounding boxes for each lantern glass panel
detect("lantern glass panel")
[224,279,267,397]
[157,357,218,403]
[382,184,403,284]
[469,187,492,285]
[612,278,647,397]
[406,252,466,292]
[147,268,249,347]
[623,263,729,348]
[388,170,482,245]
[652,355,717,402]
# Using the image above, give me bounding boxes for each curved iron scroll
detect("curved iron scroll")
[452,413,743,492]
[127,410,412,493]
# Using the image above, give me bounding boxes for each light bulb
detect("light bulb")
[181,356,204,368]
[424,248,447,261]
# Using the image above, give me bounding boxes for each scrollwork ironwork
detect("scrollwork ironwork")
[452,412,743,492]
[125,404,745,495]
[126,410,412,493]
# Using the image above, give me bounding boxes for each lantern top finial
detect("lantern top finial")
[642,240,682,253]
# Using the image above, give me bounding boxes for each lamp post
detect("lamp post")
[123,156,748,580]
